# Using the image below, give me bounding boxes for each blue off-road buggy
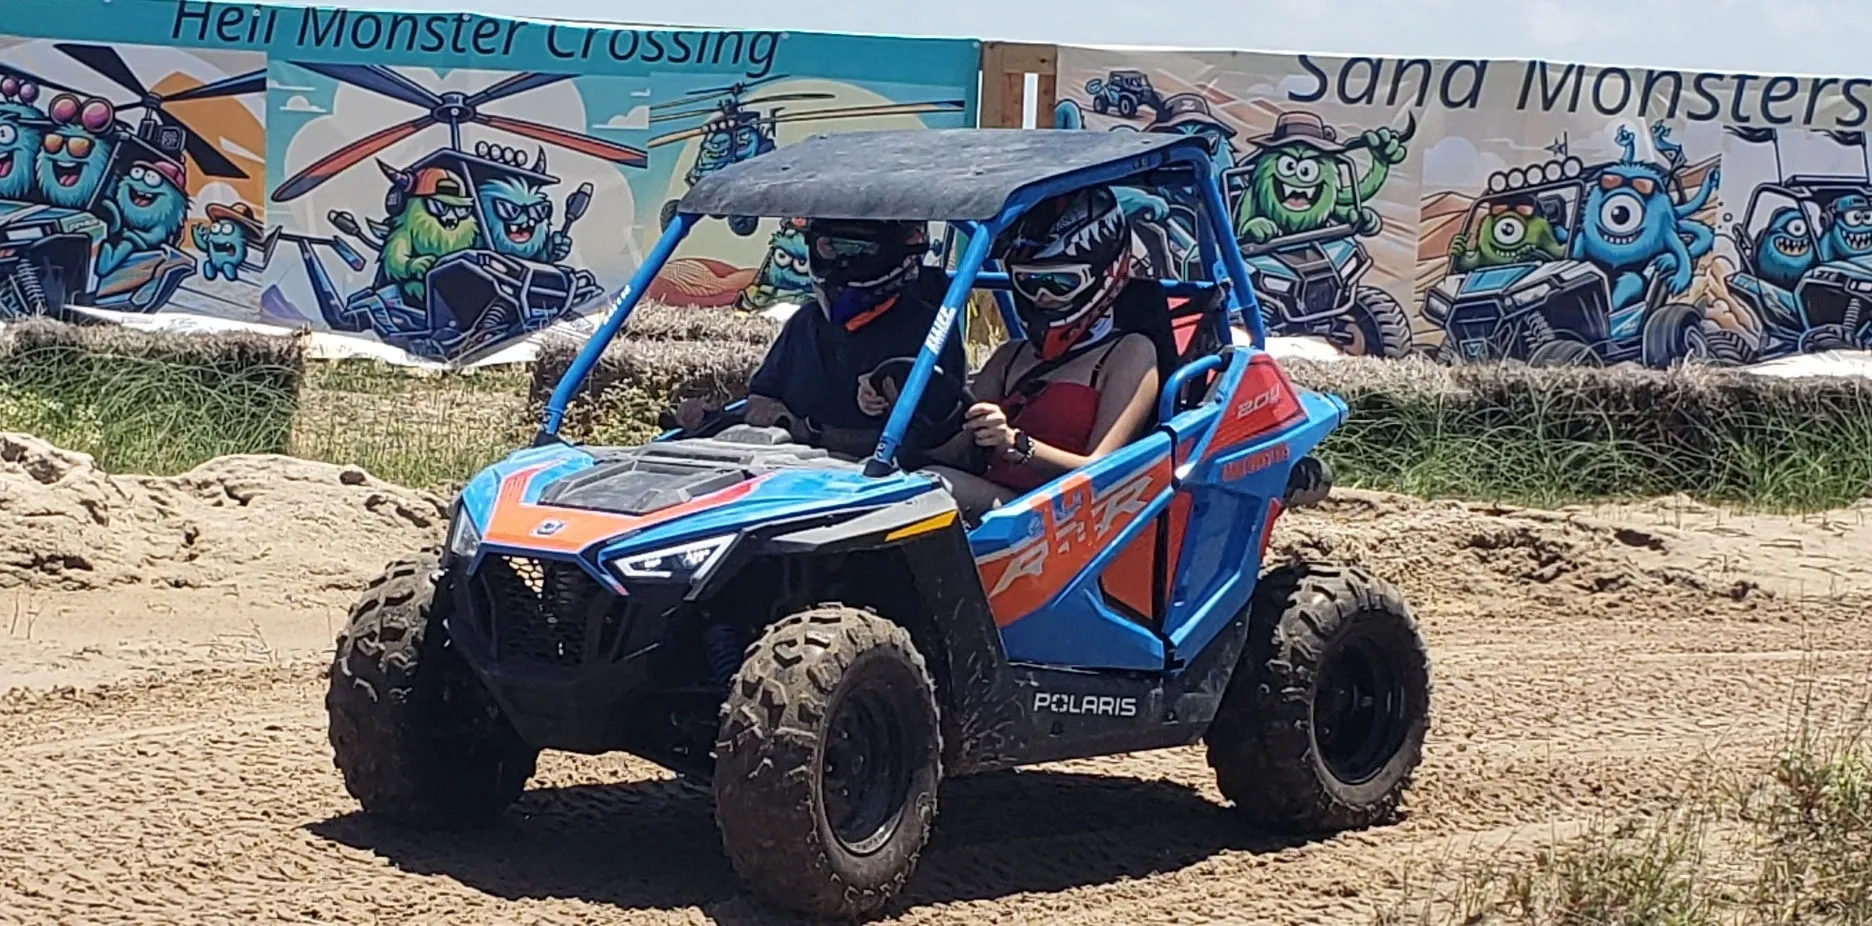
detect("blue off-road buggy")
[324,129,1431,921]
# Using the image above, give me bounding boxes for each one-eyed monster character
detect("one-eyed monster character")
[1449,196,1570,272]
[1233,110,1409,245]
[0,76,46,201]
[190,202,263,282]
[1819,194,1872,262]
[34,94,115,210]
[98,159,187,276]
[1751,206,1818,291]
[1570,123,1719,311]
[477,175,571,263]
[736,217,813,311]
[374,161,478,305]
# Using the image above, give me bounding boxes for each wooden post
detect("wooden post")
[979,42,1058,128]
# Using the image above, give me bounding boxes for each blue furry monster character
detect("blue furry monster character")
[1571,122,1719,311]
[1819,194,1872,262]
[0,76,46,201]
[34,94,115,211]
[190,202,261,282]
[477,175,571,263]
[1751,206,1818,291]
[736,218,812,311]
[98,159,188,277]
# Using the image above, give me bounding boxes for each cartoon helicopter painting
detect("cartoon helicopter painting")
[647,74,966,236]
[268,63,642,362]
[0,42,262,318]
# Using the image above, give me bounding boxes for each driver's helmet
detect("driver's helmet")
[1001,186,1135,360]
[803,218,929,331]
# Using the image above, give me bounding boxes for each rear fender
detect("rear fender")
[1159,347,1343,664]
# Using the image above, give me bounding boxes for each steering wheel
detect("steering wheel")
[867,357,992,473]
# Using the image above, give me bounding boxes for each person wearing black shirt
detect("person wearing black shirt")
[680,218,969,460]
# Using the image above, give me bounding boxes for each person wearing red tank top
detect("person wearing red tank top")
[858,186,1161,521]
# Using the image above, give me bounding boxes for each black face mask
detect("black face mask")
[805,220,924,327]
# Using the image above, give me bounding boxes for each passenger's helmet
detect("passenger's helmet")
[1001,186,1134,360]
[804,219,929,330]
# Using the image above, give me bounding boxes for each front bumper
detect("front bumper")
[447,551,686,753]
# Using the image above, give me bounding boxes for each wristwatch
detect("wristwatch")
[1007,429,1034,465]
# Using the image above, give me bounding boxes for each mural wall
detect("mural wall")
[0,0,978,365]
[1055,45,1872,367]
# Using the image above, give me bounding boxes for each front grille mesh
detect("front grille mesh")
[471,555,613,668]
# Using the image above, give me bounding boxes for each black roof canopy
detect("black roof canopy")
[676,128,1202,222]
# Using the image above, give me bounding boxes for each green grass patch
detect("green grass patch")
[0,320,301,475]
[287,358,533,491]
[1292,357,1872,512]
[1384,689,1871,925]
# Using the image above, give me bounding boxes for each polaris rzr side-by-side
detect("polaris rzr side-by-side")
[324,129,1432,921]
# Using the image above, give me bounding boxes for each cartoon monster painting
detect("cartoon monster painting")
[190,202,262,282]
[98,159,187,276]
[1570,123,1719,311]
[478,175,571,264]
[1450,196,1570,272]
[0,77,45,201]
[1751,206,1818,291]
[1819,194,1872,262]
[736,218,812,311]
[373,161,477,305]
[1234,110,1409,245]
[34,94,114,211]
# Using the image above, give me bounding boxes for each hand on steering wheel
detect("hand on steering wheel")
[865,357,992,472]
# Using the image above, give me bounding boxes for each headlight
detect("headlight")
[1509,282,1556,307]
[1261,276,1294,294]
[609,535,733,583]
[446,510,482,560]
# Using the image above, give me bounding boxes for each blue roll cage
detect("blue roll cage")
[538,140,1266,476]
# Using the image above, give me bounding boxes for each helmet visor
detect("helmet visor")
[1008,261,1097,313]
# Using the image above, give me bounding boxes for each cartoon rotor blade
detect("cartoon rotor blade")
[161,70,268,103]
[741,93,838,106]
[54,42,148,99]
[181,128,247,179]
[271,116,437,202]
[649,106,728,124]
[649,74,790,109]
[765,100,967,126]
[476,113,648,167]
[294,62,442,111]
[466,72,575,107]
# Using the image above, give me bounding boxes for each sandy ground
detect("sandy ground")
[2,432,1869,925]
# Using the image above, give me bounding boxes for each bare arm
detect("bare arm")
[973,334,1160,480]
[925,342,1018,467]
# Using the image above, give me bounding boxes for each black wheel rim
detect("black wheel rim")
[821,682,912,856]
[1313,633,1411,785]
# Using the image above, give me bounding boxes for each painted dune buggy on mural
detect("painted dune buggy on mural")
[324,129,1431,921]
[1726,175,1872,358]
[1420,157,1710,367]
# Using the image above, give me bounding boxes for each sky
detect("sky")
[319,0,1872,77]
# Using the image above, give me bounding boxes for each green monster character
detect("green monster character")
[1233,110,1409,245]
[375,161,477,305]
[1449,197,1569,272]
[190,202,262,282]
